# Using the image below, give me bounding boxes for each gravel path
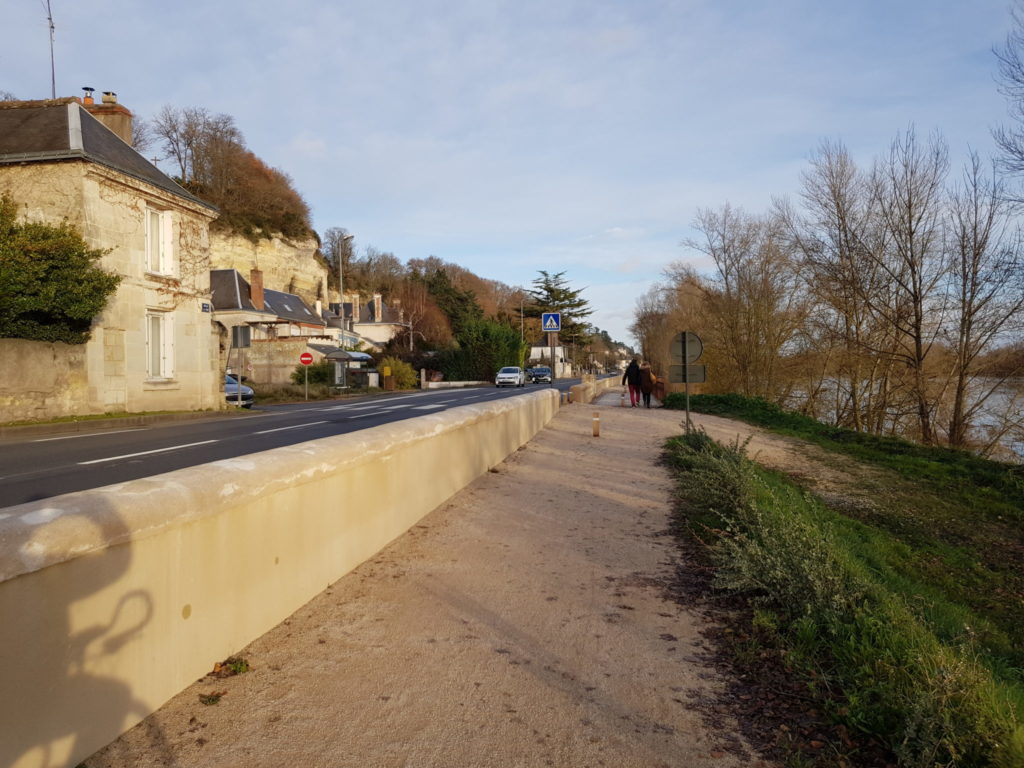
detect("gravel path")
[87,395,774,768]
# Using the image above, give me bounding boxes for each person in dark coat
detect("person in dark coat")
[639,361,657,408]
[622,357,642,407]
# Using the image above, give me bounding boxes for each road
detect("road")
[0,380,592,508]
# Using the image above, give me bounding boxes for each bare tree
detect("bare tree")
[131,117,155,154]
[780,140,901,431]
[346,246,405,298]
[994,1,1024,181]
[867,128,950,443]
[392,279,453,349]
[945,153,1024,447]
[686,205,807,400]
[321,227,354,294]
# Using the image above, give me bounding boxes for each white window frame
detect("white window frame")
[146,311,175,379]
[145,208,174,275]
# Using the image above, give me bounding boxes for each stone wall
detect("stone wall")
[0,340,90,422]
[209,231,327,308]
[223,336,337,386]
[0,390,561,768]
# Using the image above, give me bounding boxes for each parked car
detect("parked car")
[529,366,552,383]
[495,366,526,387]
[224,373,255,408]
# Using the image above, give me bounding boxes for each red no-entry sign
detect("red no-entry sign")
[299,352,314,366]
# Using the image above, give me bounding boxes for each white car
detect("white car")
[495,366,526,387]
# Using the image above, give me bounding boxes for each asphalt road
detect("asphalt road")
[0,380,590,508]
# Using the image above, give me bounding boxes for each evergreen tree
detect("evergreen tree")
[416,267,484,336]
[527,270,593,368]
[0,195,121,344]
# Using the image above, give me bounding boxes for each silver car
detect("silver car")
[495,366,526,387]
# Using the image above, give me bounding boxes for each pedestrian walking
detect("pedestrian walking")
[639,361,657,408]
[622,357,642,407]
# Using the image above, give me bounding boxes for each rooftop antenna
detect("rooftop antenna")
[44,0,56,98]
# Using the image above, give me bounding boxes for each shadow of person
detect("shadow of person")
[0,496,173,768]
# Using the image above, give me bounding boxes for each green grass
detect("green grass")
[664,393,1024,685]
[663,392,1024,519]
[663,429,1024,767]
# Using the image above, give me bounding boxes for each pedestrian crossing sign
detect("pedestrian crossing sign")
[542,312,561,332]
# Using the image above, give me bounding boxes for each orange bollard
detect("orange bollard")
[593,411,600,437]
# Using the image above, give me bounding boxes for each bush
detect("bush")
[291,359,333,385]
[0,194,121,344]
[378,356,417,389]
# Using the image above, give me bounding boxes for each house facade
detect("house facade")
[0,97,222,421]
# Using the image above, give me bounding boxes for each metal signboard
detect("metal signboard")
[299,352,314,365]
[231,325,251,349]
[542,312,561,332]
[669,364,707,384]
[670,332,703,363]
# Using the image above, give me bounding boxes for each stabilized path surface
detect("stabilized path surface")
[87,394,772,768]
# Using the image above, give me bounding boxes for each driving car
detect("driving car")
[224,373,255,407]
[495,366,526,387]
[529,366,552,383]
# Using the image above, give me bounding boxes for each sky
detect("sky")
[2,0,1016,344]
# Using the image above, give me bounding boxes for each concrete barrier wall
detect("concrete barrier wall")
[0,389,560,768]
[568,374,617,404]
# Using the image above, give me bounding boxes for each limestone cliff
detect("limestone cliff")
[209,231,327,308]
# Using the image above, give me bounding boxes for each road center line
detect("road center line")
[78,440,219,465]
[411,404,446,410]
[255,421,328,435]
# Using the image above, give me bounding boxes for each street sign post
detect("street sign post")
[669,331,705,433]
[541,313,561,332]
[542,313,561,384]
[670,332,702,363]
[668,364,707,383]
[300,352,314,400]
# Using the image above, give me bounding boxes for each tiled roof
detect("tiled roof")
[0,100,215,211]
[264,289,324,326]
[209,269,323,326]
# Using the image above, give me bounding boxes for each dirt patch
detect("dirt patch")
[85,397,775,768]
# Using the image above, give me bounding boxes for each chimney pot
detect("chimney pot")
[82,86,94,105]
[102,91,117,104]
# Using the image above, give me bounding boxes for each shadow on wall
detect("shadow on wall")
[0,499,171,768]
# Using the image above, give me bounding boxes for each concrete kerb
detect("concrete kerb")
[0,388,560,768]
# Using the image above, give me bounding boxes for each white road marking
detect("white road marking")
[33,428,145,442]
[348,411,388,419]
[255,421,328,435]
[77,440,219,465]
[411,404,446,410]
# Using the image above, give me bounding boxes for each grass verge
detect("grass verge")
[662,393,1024,521]
[664,429,1024,767]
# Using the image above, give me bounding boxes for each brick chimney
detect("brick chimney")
[250,269,265,311]
[82,88,133,145]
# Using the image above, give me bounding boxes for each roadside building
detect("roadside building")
[0,95,221,421]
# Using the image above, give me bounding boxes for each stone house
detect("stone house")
[0,96,222,421]
[336,291,408,350]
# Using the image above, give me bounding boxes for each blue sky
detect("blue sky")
[2,1,1015,343]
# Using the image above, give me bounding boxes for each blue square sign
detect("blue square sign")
[541,312,561,332]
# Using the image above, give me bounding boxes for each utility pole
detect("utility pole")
[45,1,56,99]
